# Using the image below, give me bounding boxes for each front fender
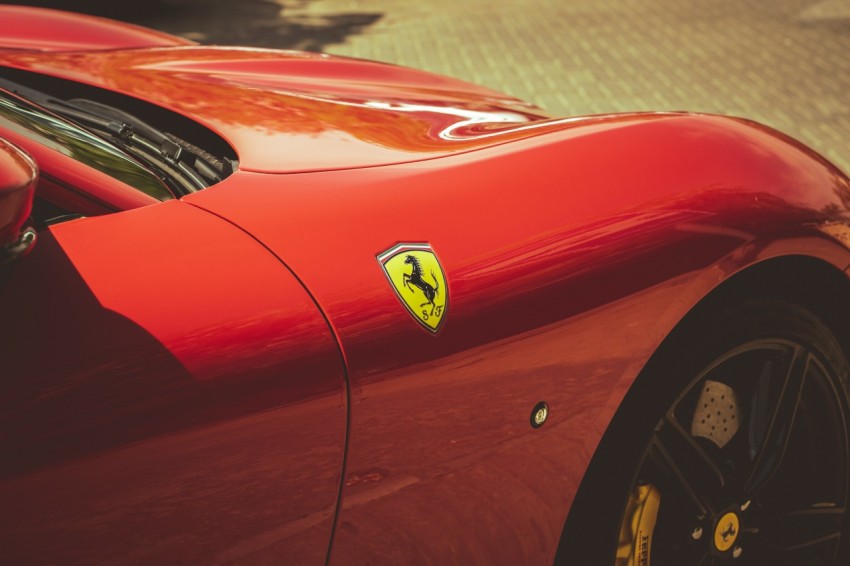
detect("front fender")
[187,111,850,563]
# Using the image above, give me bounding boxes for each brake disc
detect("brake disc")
[691,380,741,449]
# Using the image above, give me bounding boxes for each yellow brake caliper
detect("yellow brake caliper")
[616,484,661,566]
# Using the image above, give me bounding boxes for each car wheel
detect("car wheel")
[614,300,850,565]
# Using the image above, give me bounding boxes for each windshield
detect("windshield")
[0,66,237,199]
[0,88,175,201]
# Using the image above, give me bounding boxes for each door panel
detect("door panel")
[0,200,347,564]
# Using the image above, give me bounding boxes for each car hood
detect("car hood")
[0,46,570,173]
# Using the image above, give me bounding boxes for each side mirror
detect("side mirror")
[0,137,37,265]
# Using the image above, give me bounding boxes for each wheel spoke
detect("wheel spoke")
[651,416,727,516]
[614,319,850,566]
[754,504,844,554]
[744,346,809,495]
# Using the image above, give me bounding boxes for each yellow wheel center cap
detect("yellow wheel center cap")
[714,512,740,552]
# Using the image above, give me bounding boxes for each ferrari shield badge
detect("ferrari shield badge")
[377,243,448,333]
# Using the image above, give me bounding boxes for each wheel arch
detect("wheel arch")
[695,255,850,353]
[554,253,850,564]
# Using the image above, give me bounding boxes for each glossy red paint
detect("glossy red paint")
[0,6,194,52]
[0,137,35,245]
[0,47,560,173]
[0,200,347,563]
[187,113,850,563]
[2,9,850,564]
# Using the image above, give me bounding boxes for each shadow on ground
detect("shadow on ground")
[6,0,382,50]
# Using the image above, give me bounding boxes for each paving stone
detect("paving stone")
[11,0,847,172]
[287,0,850,173]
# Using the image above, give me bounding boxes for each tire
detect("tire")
[558,299,850,565]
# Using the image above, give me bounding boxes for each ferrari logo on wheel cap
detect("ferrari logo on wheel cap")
[378,243,448,333]
[714,512,739,552]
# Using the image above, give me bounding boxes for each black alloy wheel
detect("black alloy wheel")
[616,301,850,565]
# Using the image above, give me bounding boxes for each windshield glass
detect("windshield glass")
[0,66,238,199]
[0,89,174,201]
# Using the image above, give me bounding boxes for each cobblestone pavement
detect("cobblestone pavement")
[7,0,850,172]
[287,0,850,173]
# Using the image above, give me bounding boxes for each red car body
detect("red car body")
[1,6,850,564]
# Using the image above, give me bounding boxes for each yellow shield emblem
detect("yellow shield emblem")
[377,243,448,333]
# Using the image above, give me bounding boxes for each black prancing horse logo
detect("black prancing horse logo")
[402,254,439,315]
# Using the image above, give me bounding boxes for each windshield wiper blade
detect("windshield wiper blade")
[0,76,227,195]
[45,98,210,194]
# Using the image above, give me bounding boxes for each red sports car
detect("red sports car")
[1,6,849,565]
